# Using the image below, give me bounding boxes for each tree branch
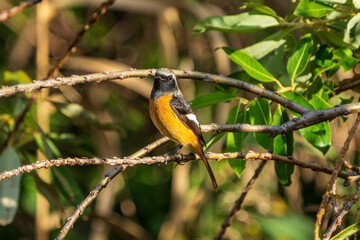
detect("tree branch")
[0,0,41,22]
[55,136,170,240]
[0,0,116,151]
[214,161,267,240]
[1,151,358,182]
[0,69,309,114]
[314,114,360,240]
[323,181,360,240]
[46,0,115,78]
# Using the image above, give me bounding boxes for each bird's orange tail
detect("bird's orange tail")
[192,143,218,191]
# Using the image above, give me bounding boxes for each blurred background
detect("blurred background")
[0,0,359,239]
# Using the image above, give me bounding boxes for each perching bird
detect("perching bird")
[149,68,218,191]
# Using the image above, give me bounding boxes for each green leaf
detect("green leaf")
[317,0,350,3]
[280,91,314,117]
[332,48,357,72]
[249,98,272,150]
[273,107,294,185]
[287,34,313,85]
[222,47,279,83]
[228,71,262,85]
[193,12,278,33]
[354,0,360,9]
[311,92,333,110]
[3,70,32,85]
[330,222,360,240]
[189,92,236,109]
[339,96,354,105]
[241,2,278,17]
[291,92,331,155]
[0,147,22,226]
[344,13,360,48]
[242,29,290,60]
[316,30,355,49]
[52,167,86,211]
[34,128,60,160]
[261,45,286,78]
[226,103,249,177]
[294,0,334,17]
[206,132,226,150]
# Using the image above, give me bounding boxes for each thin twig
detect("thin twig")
[314,114,360,240]
[0,0,41,22]
[214,161,267,240]
[1,150,358,182]
[46,0,115,78]
[323,181,360,239]
[0,0,115,152]
[331,74,360,97]
[55,136,170,240]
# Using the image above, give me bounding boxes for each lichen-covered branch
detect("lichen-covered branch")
[0,69,309,114]
[314,114,360,240]
[1,150,358,182]
[323,181,360,240]
[0,0,41,22]
[55,136,170,240]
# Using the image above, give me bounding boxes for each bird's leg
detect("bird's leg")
[166,144,185,165]
[158,144,183,167]
[166,144,183,155]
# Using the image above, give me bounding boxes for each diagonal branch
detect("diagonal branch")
[0,0,115,152]
[215,161,267,240]
[46,0,115,78]
[323,181,360,240]
[55,136,170,240]
[0,0,41,22]
[314,114,360,240]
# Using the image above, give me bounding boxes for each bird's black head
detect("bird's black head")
[151,68,179,99]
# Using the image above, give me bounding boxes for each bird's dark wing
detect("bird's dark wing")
[170,95,206,145]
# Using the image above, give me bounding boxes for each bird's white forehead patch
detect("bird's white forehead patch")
[186,113,200,127]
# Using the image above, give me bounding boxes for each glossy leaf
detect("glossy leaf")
[226,103,249,176]
[189,92,236,109]
[243,29,289,60]
[332,48,357,72]
[344,13,360,48]
[228,71,262,85]
[249,98,272,150]
[287,34,313,84]
[316,30,355,49]
[280,91,314,117]
[193,12,278,33]
[294,0,334,17]
[299,93,332,154]
[34,128,85,209]
[0,147,21,226]
[241,2,277,17]
[330,223,360,240]
[273,107,294,185]
[222,47,278,83]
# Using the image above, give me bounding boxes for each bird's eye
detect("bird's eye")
[167,76,173,81]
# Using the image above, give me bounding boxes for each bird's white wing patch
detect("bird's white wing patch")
[186,113,200,127]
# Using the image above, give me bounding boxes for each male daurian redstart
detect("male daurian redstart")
[149,68,218,191]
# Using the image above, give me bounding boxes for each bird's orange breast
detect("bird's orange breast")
[149,95,199,147]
